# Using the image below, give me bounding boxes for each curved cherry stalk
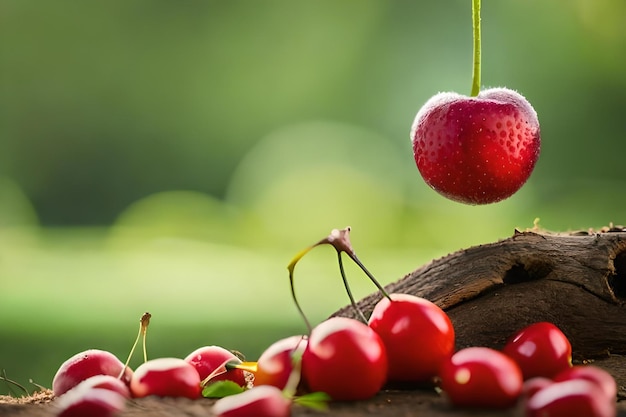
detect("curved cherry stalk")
[287,227,391,333]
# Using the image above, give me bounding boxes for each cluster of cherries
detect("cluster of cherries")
[49,228,618,417]
[444,324,617,416]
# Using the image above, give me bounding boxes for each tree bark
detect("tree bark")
[334,229,626,361]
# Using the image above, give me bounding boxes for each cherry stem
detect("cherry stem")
[28,379,47,392]
[282,336,307,399]
[337,252,368,323]
[287,227,392,333]
[470,0,481,97]
[225,361,258,373]
[327,227,391,301]
[119,312,151,379]
[140,312,150,363]
[200,358,243,387]
[288,247,315,334]
[343,250,392,301]
[1,370,29,396]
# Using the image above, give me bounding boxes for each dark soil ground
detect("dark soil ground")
[2,388,626,417]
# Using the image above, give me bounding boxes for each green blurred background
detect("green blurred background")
[1,0,625,394]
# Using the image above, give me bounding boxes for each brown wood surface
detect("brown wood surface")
[3,229,626,416]
[335,228,626,360]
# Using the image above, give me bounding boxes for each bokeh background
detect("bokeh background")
[1,0,625,394]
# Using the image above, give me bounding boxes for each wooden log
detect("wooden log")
[333,229,626,359]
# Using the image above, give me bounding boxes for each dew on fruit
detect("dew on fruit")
[411,87,540,205]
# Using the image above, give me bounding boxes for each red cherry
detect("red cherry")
[502,322,572,379]
[130,357,201,399]
[522,377,552,400]
[368,293,454,382]
[52,349,133,396]
[212,385,291,417]
[55,387,126,417]
[411,87,540,204]
[554,365,617,402]
[69,375,131,398]
[440,347,523,408]
[302,317,387,401]
[526,379,616,417]
[184,345,246,387]
[254,335,307,390]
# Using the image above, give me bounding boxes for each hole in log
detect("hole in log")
[609,250,626,299]
[503,261,551,285]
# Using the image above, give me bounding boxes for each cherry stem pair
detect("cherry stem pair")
[287,227,391,334]
[119,312,151,379]
[1,370,29,397]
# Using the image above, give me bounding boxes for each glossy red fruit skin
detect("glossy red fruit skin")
[184,345,246,387]
[411,87,540,205]
[368,293,455,382]
[254,335,307,389]
[52,349,133,396]
[554,365,617,402]
[502,322,572,380]
[55,387,126,417]
[70,374,131,398]
[302,317,387,401]
[212,385,291,417]
[440,347,523,409]
[526,379,616,417]
[130,357,201,399]
[522,377,552,400]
